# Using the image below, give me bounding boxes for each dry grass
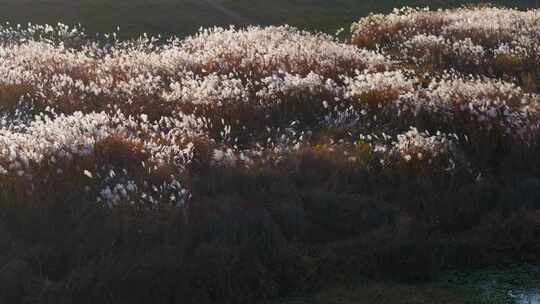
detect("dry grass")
[1,7,540,304]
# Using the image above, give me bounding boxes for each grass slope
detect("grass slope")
[0,0,537,38]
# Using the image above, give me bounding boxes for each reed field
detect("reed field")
[0,4,540,304]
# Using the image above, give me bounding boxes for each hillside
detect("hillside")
[0,0,538,37]
[0,5,540,304]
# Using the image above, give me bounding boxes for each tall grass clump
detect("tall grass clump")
[351,6,540,91]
